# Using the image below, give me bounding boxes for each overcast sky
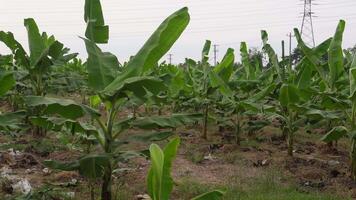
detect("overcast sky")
[0,0,356,64]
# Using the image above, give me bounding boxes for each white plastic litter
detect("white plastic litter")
[12,179,32,194]
[0,166,12,178]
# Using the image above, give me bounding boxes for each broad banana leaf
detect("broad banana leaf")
[240,42,253,80]
[45,154,110,180]
[248,84,276,102]
[126,131,174,142]
[328,20,345,89]
[24,18,52,67]
[279,84,300,107]
[202,40,212,64]
[294,28,332,86]
[261,30,283,81]
[132,113,202,129]
[0,71,15,96]
[0,31,28,67]
[147,138,180,200]
[0,111,26,130]
[208,71,233,97]
[84,0,109,43]
[321,126,348,142]
[214,48,234,82]
[102,7,190,100]
[349,53,356,100]
[82,37,119,91]
[101,76,166,101]
[24,96,100,120]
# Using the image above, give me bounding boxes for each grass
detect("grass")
[174,168,348,200]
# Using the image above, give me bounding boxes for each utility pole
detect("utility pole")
[281,40,285,61]
[287,32,294,70]
[301,0,316,47]
[213,44,219,66]
[168,53,173,65]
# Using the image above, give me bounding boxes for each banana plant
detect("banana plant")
[0,20,77,97]
[24,1,194,200]
[0,69,26,132]
[322,52,356,180]
[0,19,77,136]
[202,44,235,140]
[147,137,225,200]
[261,30,307,156]
[294,20,349,149]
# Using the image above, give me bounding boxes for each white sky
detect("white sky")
[0,0,356,64]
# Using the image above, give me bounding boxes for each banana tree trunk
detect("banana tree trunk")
[234,114,241,145]
[202,104,209,140]
[287,132,294,157]
[101,164,112,200]
[351,139,356,181]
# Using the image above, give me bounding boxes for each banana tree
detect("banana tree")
[147,137,225,200]
[261,30,309,156]
[294,20,349,149]
[322,52,356,180]
[202,44,235,140]
[25,1,193,200]
[0,20,77,97]
[0,19,77,136]
[0,70,26,132]
[219,41,275,144]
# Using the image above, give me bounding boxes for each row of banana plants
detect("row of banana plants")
[147,19,356,179]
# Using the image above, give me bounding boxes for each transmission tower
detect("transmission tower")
[300,0,316,47]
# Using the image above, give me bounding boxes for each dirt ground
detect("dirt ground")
[0,123,355,199]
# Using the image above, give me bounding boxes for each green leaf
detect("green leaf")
[328,20,346,89]
[44,154,110,180]
[24,96,100,120]
[295,59,313,89]
[0,71,15,96]
[0,31,29,67]
[305,109,341,120]
[248,84,276,102]
[261,30,283,82]
[321,126,348,142]
[30,116,99,136]
[78,154,110,179]
[82,37,119,91]
[0,111,26,130]
[350,54,356,99]
[104,7,190,94]
[147,144,165,200]
[208,71,233,97]
[160,138,180,200]
[191,190,225,200]
[132,113,202,129]
[84,0,109,43]
[147,138,180,200]
[24,18,50,66]
[214,48,234,82]
[294,29,331,86]
[128,131,174,142]
[240,42,253,80]
[101,76,166,101]
[202,40,212,63]
[44,160,80,171]
[279,84,300,107]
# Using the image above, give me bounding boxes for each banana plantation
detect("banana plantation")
[1,0,356,199]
